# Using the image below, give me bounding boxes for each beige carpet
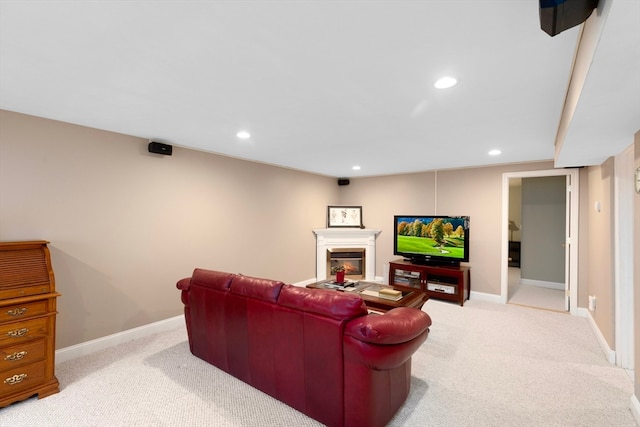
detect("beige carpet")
[0,299,636,426]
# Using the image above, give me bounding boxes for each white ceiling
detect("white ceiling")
[1,1,638,178]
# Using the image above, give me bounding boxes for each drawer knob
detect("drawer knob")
[4,351,28,361]
[4,373,27,385]
[6,307,28,317]
[7,328,29,338]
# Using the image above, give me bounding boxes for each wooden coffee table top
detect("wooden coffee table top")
[307,280,427,313]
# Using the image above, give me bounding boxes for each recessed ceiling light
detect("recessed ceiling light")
[434,76,457,89]
[352,165,361,171]
[489,149,502,156]
[236,131,251,139]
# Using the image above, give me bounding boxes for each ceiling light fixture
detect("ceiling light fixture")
[236,131,251,139]
[352,165,361,171]
[489,149,502,156]
[434,76,457,89]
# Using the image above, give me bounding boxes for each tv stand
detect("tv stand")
[405,257,460,267]
[389,259,470,306]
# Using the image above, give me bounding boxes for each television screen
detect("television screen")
[394,215,470,265]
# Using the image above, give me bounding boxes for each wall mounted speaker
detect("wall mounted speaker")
[338,178,350,186]
[148,141,172,156]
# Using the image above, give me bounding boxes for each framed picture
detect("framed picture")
[327,206,363,228]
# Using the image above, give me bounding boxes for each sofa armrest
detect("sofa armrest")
[344,307,431,344]
[176,277,191,291]
[176,278,191,305]
[343,308,431,370]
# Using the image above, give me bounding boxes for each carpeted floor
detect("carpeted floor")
[0,299,636,426]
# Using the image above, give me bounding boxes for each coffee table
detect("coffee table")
[306,280,428,313]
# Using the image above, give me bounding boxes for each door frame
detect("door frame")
[500,168,580,314]
[614,146,634,370]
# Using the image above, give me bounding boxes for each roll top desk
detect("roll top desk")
[0,240,60,407]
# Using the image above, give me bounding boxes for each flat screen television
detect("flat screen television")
[393,215,470,266]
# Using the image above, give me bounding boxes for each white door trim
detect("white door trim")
[614,146,634,370]
[501,169,580,314]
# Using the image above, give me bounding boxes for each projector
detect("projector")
[539,0,599,36]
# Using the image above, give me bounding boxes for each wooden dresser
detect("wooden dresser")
[0,240,60,407]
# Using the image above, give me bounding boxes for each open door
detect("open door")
[501,169,579,313]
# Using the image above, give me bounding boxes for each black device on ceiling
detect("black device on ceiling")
[539,0,599,36]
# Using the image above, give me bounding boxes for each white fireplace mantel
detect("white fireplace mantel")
[313,228,381,281]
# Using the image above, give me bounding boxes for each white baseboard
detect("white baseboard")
[469,290,502,304]
[631,394,640,425]
[520,278,564,290]
[55,315,185,364]
[575,307,616,364]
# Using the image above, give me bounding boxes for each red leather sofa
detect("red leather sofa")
[177,269,432,427]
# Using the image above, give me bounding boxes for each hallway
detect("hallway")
[508,267,565,312]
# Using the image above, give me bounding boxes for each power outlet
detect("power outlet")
[588,295,596,311]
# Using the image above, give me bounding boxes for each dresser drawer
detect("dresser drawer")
[0,339,46,371]
[0,284,52,301]
[0,360,45,397]
[0,300,48,323]
[0,317,49,346]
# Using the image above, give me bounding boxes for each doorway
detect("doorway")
[507,176,566,311]
[501,169,580,313]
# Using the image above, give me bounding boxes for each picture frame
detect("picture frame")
[327,206,363,228]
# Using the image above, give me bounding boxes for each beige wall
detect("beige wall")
[0,110,337,347]
[338,162,557,295]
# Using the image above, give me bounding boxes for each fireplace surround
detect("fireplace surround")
[313,228,381,281]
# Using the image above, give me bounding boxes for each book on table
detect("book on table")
[360,286,403,301]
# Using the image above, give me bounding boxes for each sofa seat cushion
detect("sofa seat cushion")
[345,307,431,345]
[278,285,367,320]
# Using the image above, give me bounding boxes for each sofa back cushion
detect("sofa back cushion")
[229,274,284,302]
[184,269,235,370]
[273,285,367,426]
[190,268,234,290]
[224,274,284,388]
[278,285,368,320]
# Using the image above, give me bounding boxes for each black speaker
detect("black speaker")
[148,142,172,156]
[338,178,350,186]
[539,0,599,36]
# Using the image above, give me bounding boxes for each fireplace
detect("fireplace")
[327,248,365,280]
[313,228,381,281]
